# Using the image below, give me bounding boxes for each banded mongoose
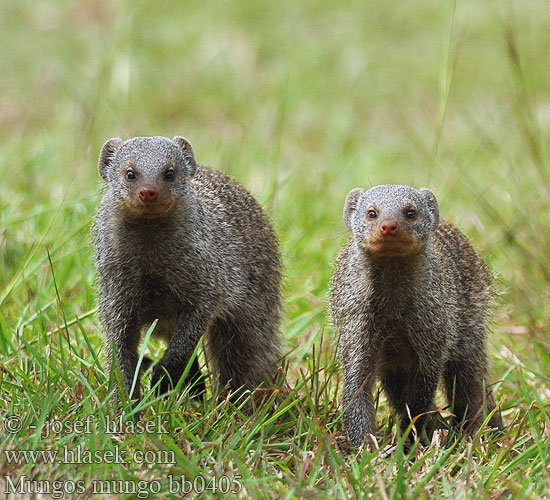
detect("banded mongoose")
[92,136,282,403]
[329,184,502,447]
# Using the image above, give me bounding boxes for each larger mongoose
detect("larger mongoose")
[92,136,282,403]
[329,184,502,447]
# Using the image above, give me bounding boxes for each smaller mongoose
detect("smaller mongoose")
[329,184,502,447]
[92,136,282,404]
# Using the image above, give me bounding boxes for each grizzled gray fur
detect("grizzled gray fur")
[330,185,502,447]
[93,136,282,403]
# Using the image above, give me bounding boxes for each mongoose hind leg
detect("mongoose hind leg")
[206,316,281,398]
[444,359,502,433]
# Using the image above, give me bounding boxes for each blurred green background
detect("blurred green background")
[1,0,549,496]
[2,0,549,349]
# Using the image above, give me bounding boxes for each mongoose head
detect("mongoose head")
[343,184,440,257]
[98,136,197,218]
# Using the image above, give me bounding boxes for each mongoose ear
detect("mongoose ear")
[172,136,197,176]
[419,188,440,229]
[98,138,123,180]
[343,188,365,231]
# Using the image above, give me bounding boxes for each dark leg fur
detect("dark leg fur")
[380,370,409,416]
[444,360,502,432]
[206,316,280,393]
[380,370,413,436]
[104,313,141,405]
[393,367,440,443]
[110,344,140,403]
[151,356,205,396]
[343,376,376,448]
[338,319,379,448]
[140,356,154,372]
[151,306,210,395]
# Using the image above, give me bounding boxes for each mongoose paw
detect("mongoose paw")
[139,356,154,372]
[151,364,178,395]
[151,363,206,397]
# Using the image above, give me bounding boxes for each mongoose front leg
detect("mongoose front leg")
[98,270,145,406]
[103,314,141,405]
[343,373,376,448]
[151,306,211,395]
[340,327,378,448]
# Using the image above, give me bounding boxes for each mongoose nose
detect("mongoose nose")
[139,188,158,202]
[380,221,398,236]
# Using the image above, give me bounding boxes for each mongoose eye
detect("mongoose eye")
[367,210,377,220]
[164,169,175,181]
[406,209,417,219]
[126,170,136,181]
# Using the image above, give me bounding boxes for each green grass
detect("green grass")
[1,0,550,498]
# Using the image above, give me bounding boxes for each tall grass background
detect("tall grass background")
[1,0,549,498]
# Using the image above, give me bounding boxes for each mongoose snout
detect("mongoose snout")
[362,218,418,257]
[380,221,398,236]
[139,187,158,202]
